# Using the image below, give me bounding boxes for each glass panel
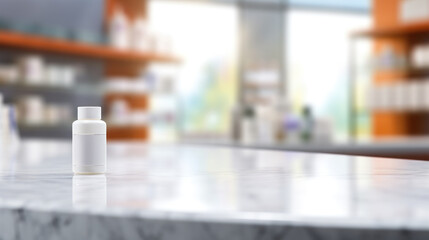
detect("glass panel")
[149,1,239,137]
[286,10,370,142]
[240,7,284,107]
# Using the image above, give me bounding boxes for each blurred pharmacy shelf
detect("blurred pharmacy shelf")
[107,125,149,141]
[350,0,429,141]
[0,0,180,141]
[353,21,429,38]
[0,31,180,64]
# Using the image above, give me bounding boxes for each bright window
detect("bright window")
[286,10,370,142]
[149,1,238,137]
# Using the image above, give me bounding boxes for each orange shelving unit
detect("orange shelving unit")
[352,0,429,139]
[353,21,429,38]
[0,31,179,64]
[107,125,149,140]
[0,0,179,141]
[104,93,150,140]
[102,0,179,141]
[104,93,149,110]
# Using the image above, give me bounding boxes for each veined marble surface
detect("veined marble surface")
[1,140,429,239]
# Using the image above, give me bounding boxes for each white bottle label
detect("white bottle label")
[72,134,106,173]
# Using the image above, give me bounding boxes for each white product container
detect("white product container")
[72,106,106,174]
[109,7,130,49]
[18,55,45,85]
[423,80,429,110]
[392,82,406,111]
[131,18,150,51]
[108,99,129,125]
[411,46,425,68]
[407,81,421,111]
[401,0,429,23]
[17,95,44,125]
[379,84,391,111]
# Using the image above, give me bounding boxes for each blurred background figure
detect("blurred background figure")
[3,0,429,157]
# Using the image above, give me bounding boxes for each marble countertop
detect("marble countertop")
[2,140,429,239]
[185,138,429,159]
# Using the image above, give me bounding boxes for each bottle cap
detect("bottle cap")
[78,106,101,120]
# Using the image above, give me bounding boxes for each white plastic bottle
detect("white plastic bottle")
[109,7,130,49]
[131,18,149,51]
[72,106,106,174]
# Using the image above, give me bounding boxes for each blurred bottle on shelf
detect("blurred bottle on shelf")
[109,6,130,50]
[241,106,256,144]
[105,77,149,94]
[400,0,429,23]
[108,99,130,126]
[411,43,429,69]
[108,5,173,55]
[104,64,178,142]
[0,55,77,87]
[313,118,333,144]
[284,114,301,144]
[274,98,291,144]
[301,106,314,143]
[255,106,276,145]
[232,99,333,146]
[0,65,18,84]
[131,18,151,52]
[0,93,20,152]
[17,95,44,126]
[230,105,241,141]
[372,45,406,72]
[16,95,71,126]
[45,64,76,87]
[367,79,429,112]
[17,55,44,85]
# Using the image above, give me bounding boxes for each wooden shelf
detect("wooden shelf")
[407,67,429,76]
[0,81,73,92]
[104,92,149,110]
[353,21,429,38]
[107,125,149,141]
[0,30,180,64]
[372,68,429,77]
